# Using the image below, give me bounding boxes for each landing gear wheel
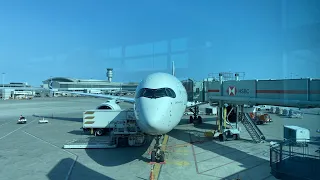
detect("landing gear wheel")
[95,129,104,136]
[189,116,194,123]
[151,151,156,162]
[150,135,165,163]
[159,151,165,162]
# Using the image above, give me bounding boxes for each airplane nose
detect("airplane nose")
[138,98,169,133]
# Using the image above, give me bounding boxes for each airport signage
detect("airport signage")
[227,86,236,96]
[227,86,250,96]
[238,88,250,94]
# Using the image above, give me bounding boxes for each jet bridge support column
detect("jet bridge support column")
[218,101,227,141]
[236,105,240,129]
[223,106,227,129]
[240,105,244,121]
[218,101,224,133]
[218,103,241,141]
[218,103,226,141]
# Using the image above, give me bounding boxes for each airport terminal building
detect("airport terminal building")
[42,77,138,94]
[0,82,40,99]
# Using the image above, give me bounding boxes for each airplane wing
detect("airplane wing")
[56,91,135,104]
[54,91,205,107]
[186,101,208,108]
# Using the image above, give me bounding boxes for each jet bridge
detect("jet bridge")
[204,77,320,108]
[203,74,320,142]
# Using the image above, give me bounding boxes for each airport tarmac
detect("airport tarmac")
[239,109,320,141]
[0,97,319,180]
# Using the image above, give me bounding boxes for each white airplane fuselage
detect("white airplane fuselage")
[133,72,188,135]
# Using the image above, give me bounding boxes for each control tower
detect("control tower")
[106,68,113,82]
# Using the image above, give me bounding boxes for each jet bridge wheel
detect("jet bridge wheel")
[219,133,226,142]
[232,134,240,140]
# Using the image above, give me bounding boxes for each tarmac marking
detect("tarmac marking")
[0,121,9,127]
[148,160,190,166]
[23,130,78,180]
[165,160,190,166]
[169,148,189,154]
[152,134,169,180]
[164,139,211,150]
[0,119,36,140]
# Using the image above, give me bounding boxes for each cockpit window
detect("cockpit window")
[137,88,176,99]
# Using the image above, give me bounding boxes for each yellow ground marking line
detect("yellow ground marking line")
[149,135,209,179]
[171,149,189,153]
[153,134,169,180]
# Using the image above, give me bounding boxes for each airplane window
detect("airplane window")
[142,88,154,98]
[97,105,112,109]
[165,88,176,98]
[137,88,176,99]
[154,88,167,98]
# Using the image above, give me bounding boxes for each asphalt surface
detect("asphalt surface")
[1,97,319,180]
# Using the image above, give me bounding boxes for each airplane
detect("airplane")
[49,61,207,162]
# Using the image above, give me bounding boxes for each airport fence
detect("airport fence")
[270,138,320,180]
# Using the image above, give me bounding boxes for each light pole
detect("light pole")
[2,73,4,88]
[2,73,5,100]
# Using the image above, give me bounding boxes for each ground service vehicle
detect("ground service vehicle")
[17,117,27,124]
[284,125,310,146]
[82,108,145,147]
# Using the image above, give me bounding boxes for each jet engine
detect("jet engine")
[96,101,121,110]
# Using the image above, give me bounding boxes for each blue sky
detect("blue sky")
[0,0,319,86]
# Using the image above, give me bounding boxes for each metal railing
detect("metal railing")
[242,113,265,143]
[270,138,320,180]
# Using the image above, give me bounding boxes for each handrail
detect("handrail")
[242,115,261,142]
[244,113,264,137]
[270,138,320,180]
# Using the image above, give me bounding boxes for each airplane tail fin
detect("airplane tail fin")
[49,79,54,96]
[172,61,175,76]
[49,79,53,90]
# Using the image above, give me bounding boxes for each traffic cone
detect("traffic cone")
[149,168,154,180]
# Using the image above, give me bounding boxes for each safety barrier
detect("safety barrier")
[270,138,320,180]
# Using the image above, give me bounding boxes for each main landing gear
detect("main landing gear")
[150,135,165,163]
[189,105,202,124]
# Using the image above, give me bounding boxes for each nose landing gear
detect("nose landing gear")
[150,135,165,163]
